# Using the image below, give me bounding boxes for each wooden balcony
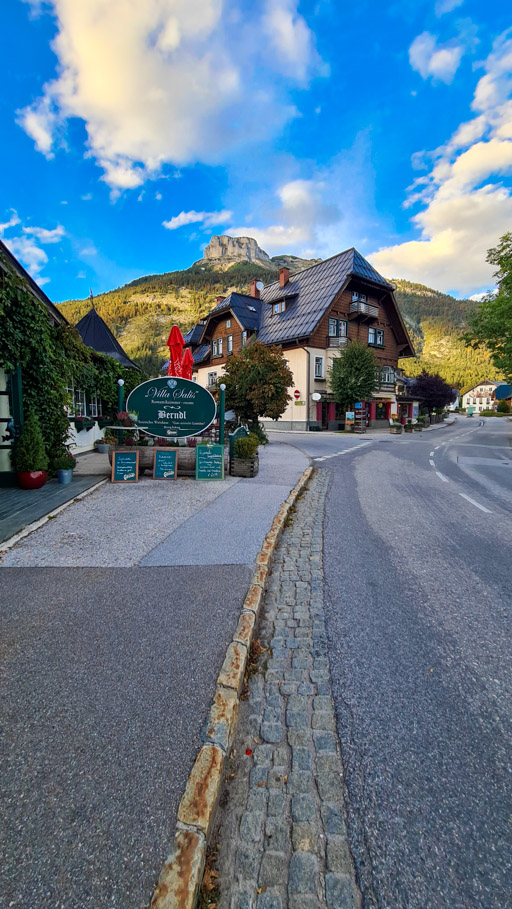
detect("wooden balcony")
[349,300,379,320]
[327,336,350,349]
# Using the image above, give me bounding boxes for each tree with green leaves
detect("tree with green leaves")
[329,340,377,410]
[464,232,512,379]
[223,342,293,429]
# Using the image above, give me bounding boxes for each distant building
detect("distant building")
[183,248,415,430]
[461,381,507,413]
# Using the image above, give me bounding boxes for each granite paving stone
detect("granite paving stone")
[216,472,360,909]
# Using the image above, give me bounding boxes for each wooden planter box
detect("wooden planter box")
[389,424,402,434]
[231,455,259,478]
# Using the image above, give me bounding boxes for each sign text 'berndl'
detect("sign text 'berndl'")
[126,377,216,438]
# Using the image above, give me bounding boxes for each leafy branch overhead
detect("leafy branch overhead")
[463,232,512,379]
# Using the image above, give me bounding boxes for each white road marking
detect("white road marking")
[430,451,434,457]
[429,459,435,467]
[435,471,448,482]
[434,446,439,450]
[459,493,492,514]
[314,440,373,462]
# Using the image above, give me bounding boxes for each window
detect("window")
[351,291,367,303]
[314,356,325,379]
[207,371,218,387]
[328,317,348,338]
[88,392,103,418]
[227,334,233,355]
[241,330,248,346]
[212,338,223,357]
[74,388,86,417]
[380,366,395,385]
[65,384,75,416]
[226,319,231,328]
[273,301,286,314]
[368,327,384,346]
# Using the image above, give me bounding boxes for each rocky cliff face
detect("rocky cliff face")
[203,235,272,265]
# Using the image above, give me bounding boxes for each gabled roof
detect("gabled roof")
[258,247,394,345]
[495,383,512,400]
[202,292,261,335]
[183,322,206,345]
[75,307,139,370]
[0,237,68,327]
[192,344,211,365]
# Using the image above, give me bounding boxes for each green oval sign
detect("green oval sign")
[126,377,216,438]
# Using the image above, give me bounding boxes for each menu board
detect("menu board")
[195,443,224,481]
[153,448,178,480]
[111,449,139,483]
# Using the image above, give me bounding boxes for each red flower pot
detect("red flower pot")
[17,470,47,490]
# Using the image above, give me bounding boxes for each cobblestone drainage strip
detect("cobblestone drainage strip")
[149,467,314,909]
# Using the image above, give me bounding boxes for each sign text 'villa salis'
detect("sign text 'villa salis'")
[126,377,217,438]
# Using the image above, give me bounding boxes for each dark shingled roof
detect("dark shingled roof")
[183,322,205,345]
[203,292,261,333]
[75,307,139,370]
[258,247,393,345]
[192,344,211,365]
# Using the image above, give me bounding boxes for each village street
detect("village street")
[267,417,512,908]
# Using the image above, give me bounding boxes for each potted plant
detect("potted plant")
[231,433,259,477]
[13,411,49,489]
[95,437,110,454]
[404,419,414,433]
[53,450,77,485]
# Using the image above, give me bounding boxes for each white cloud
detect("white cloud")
[0,210,21,235]
[435,0,464,16]
[81,193,92,200]
[229,178,342,256]
[18,0,322,189]
[23,224,65,243]
[409,31,463,84]
[4,235,49,283]
[371,31,512,295]
[262,0,320,82]
[163,209,232,230]
[80,245,97,256]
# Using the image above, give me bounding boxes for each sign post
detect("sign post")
[126,377,216,439]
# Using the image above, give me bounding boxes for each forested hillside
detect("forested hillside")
[394,279,502,387]
[58,260,501,386]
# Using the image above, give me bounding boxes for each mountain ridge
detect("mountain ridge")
[57,236,501,386]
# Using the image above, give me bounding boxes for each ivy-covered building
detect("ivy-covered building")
[0,239,139,485]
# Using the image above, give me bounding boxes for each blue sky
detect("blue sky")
[1,0,511,301]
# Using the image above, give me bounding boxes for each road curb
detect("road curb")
[149,465,314,909]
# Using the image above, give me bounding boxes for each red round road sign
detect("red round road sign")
[294,390,301,399]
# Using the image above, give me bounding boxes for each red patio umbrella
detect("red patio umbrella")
[166,325,185,377]
[181,347,194,380]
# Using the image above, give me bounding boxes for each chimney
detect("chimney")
[250,279,260,299]
[216,295,225,305]
[279,267,290,287]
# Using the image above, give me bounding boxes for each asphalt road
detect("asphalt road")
[270,418,512,909]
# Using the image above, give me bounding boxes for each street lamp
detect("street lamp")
[219,383,226,447]
[117,378,125,412]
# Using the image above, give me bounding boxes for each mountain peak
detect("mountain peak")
[202,234,272,266]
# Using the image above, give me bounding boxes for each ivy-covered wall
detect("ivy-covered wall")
[0,271,141,467]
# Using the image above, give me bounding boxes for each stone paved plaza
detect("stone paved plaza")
[216,471,361,909]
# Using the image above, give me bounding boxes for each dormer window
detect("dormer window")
[273,301,286,314]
